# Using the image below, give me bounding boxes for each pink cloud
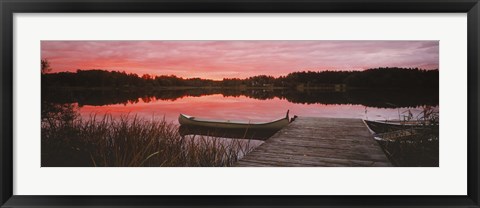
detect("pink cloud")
[41,40,439,80]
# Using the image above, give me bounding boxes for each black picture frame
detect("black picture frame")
[1,0,479,207]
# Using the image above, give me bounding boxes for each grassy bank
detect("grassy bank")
[41,107,255,167]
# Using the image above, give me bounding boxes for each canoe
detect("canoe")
[364,119,437,134]
[178,111,290,130]
[373,129,438,142]
[178,125,279,140]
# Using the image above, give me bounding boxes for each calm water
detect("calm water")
[61,90,439,124]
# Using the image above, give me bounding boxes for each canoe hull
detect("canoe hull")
[373,129,438,142]
[178,114,289,130]
[178,125,279,140]
[364,119,437,134]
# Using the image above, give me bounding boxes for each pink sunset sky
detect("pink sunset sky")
[41,41,439,80]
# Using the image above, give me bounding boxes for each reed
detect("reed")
[41,107,255,167]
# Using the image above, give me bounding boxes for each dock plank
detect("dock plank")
[235,117,392,167]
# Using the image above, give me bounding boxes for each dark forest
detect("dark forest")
[42,67,439,90]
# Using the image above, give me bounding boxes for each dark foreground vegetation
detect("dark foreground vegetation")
[42,104,256,167]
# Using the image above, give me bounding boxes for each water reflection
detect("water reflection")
[42,89,438,125]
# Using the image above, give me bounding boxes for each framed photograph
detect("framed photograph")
[1,0,479,207]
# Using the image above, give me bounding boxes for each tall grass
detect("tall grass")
[41,105,256,167]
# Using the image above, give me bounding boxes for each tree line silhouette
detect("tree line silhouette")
[41,67,439,90]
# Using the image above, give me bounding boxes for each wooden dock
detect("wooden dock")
[235,117,392,167]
